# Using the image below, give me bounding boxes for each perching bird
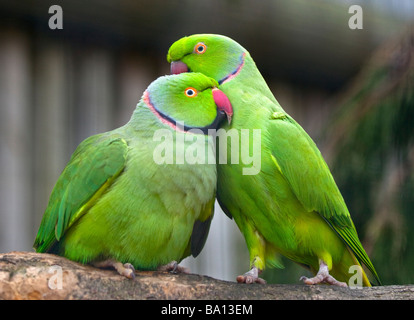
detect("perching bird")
[33,72,233,278]
[167,34,381,286]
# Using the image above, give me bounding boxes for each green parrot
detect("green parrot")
[33,72,233,278]
[167,34,381,286]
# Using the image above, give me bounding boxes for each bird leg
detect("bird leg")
[92,259,135,279]
[300,260,347,287]
[157,260,190,274]
[236,266,266,284]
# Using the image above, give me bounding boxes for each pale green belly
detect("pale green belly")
[60,150,216,269]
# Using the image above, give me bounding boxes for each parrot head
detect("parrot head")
[167,34,247,86]
[144,72,232,133]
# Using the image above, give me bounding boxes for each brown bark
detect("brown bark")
[0,251,413,300]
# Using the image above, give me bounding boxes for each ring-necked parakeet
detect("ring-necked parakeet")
[167,34,381,286]
[33,72,233,278]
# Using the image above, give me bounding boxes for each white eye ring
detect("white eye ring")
[194,42,207,54]
[185,87,198,97]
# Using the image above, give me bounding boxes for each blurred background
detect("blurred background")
[0,0,413,285]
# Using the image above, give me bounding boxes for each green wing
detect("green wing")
[267,113,381,284]
[34,134,128,252]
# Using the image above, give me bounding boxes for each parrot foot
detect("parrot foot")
[157,261,190,274]
[92,259,135,279]
[300,261,347,287]
[236,266,266,284]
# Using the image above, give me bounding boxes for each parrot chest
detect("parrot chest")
[63,134,216,269]
[126,135,217,211]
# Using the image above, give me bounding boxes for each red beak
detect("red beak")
[171,61,189,75]
[212,88,233,124]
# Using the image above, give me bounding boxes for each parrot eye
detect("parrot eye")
[185,87,198,97]
[194,42,207,54]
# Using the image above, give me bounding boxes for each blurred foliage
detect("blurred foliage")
[263,26,414,285]
[324,26,414,285]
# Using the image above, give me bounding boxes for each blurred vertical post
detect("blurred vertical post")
[0,29,31,251]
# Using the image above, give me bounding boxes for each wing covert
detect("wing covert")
[34,134,128,252]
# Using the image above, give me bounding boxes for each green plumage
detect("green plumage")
[34,73,223,270]
[168,34,381,285]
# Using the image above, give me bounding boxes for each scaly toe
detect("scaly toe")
[122,268,135,279]
[300,274,347,287]
[158,261,190,274]
[122,263,136,279]
[237,274,266,284]
[236,267,266,284]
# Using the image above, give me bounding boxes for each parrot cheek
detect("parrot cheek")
[170,61,189,74]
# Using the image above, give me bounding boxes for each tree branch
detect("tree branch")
[0,251,412,300]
